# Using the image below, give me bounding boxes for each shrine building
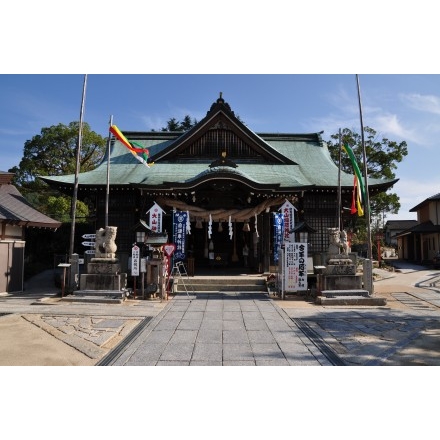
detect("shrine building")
[40,95,397,274]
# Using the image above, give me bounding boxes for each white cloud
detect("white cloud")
[0,127,28,136]
[139,115,168,131]
[373,113,419,142]
[401,93,440,115]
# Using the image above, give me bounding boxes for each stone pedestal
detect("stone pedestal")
[314,228,386,306]
[78,260,127,291]
[144,259,166,300]
[61,226,129,304]
[315,256,386,306]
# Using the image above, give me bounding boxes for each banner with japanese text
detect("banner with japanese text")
[284,242,308,291]
[147,202,165,233]
[279,200,296,241]
[173,211,187,261]
[273,213,284,263]
[131,244,140,276]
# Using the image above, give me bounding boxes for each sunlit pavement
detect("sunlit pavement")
[1,261,440,366]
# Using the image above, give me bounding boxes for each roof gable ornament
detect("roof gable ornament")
[150,93,296,165]
[209,151,238,169]
[208,92,234,115]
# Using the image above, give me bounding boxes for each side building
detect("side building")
[0,171,61,293]
[384,219,418,247]
[395,193,440,263]
[40,96,397,274]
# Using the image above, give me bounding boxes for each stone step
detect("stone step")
[61,289,128,304]
[174,284,267,292]
[185,278,266,285]
[173,277,267,293]
[321,289,370,298]
[316,296,387,306]
[60,294,125,304]
[71,289,127,297]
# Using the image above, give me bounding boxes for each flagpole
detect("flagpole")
[337,128,342,231]
[69,74,87,261]
[105,115,113,228]
[356,74,372,261]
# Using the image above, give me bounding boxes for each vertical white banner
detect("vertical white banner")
[279,200,296,242]
[284,242,308,291]
[131,244,140,276]
[147,202,165,233]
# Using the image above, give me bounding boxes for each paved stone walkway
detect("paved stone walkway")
[108,292,332,366]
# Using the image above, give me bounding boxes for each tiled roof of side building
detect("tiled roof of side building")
[0,183,61,229]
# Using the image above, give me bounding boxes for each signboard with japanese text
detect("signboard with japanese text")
[147,202,165,233]
[279,200,296,242]
[131,244,140,276]
[273,212,284,263]
[81,241,95,247]
[284,242,308,291]
[173,211,187,261]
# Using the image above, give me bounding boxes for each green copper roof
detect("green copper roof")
[41,132,396,191]
[40,97,397,193]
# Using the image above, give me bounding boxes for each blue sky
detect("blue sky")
[1,74,439,222]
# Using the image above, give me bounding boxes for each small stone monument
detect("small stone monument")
[64,226,128,303]
[317,228,362,292]
[316,228,386,306]
[324,228,356,274]
[94,226,118,260]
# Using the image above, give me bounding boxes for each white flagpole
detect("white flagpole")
[355,74,372,261]
[105,115,113,228]
[69,74,87,261]
[337,128,342,230]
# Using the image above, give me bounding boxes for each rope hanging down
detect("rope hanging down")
[155,196,287,222]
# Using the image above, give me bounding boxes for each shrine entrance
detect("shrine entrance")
[188,220,256,273]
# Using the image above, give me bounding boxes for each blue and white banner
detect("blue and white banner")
[173,211,187,261]
[273,213,284,263]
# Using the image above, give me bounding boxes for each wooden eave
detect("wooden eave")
[409,192,440,212]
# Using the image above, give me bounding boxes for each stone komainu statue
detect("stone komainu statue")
[340,230,349,255]
[327,227,341,255]
[327,228,350,255]
[95,226,118,258]
[328,227,341,245]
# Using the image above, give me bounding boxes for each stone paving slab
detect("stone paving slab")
[110,293,327,366]
[21,314,143,360]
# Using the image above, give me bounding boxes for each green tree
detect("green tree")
[45,195,89,223]
[9,121,106,220]
[326,127,408,226]
[160,115,197,131]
